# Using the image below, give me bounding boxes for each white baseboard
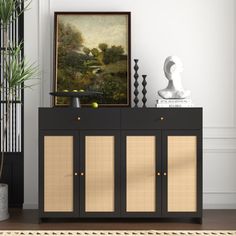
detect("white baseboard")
[203,192,236,209]
[23,193,236,210]
[23,203,38,209]
[204,203,236,209]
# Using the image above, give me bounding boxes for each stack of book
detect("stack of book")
[156,98,193,108]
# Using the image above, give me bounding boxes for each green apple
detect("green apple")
[72,89,78,92]
[79,89,85,92]
[91,102,98,108]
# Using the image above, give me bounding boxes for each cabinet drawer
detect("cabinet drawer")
[121,108,202,130]
[39,108,120,130]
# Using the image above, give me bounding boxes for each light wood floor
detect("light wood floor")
[0,209,235,230]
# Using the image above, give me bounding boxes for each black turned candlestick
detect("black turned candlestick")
[142,75,147,108]
[133,59,139,108]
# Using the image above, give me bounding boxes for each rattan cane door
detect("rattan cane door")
[39,131,79,218]
[80,131,120,217]
[121,131,162,217]
[162,130,202,218]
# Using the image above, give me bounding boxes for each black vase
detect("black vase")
[133,59,139,108]
[142,75,147,108]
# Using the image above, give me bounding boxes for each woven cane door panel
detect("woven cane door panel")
[126,136,156,212]
[167,136,197,212]
[85,136,115,212]
[44,136,73,212]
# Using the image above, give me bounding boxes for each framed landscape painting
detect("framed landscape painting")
[54,12,131,107]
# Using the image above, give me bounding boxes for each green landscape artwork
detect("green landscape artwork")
[54,13,130,106]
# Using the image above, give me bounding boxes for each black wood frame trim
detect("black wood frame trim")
[38,108,202,221]
[39,130,79,218]
[161,130,202,218]
[53,12,131,108]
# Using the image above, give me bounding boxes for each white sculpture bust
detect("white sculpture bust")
[158,56,190,99]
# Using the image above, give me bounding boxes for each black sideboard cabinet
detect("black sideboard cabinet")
[39,108,202,222]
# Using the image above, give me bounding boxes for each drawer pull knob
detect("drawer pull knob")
[74,172,78,176]
[77,117,81,121]
[163,172,167,176]
[160,117,164,121]
[80,172,84,176]
[157,172,161,176]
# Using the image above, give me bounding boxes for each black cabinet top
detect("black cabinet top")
[39,107,202,110]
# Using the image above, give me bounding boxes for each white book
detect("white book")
[156,104,193,108]
[156,98,192,104]
[156,98,193,107]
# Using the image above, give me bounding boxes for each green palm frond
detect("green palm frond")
[4,43,38,91]
[0,0,31,28]
[0,0,37,181]
[6,58,38,89]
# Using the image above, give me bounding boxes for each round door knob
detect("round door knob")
[163,172,167,176]
[80,172,84,176]
[157,172,161,176]
[74,172,78,176]
[160,117,164,121]
[77,117,81,121]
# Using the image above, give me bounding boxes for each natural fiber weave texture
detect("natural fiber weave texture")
[126,136,156,212]
[85,136,115,212]
[44,136,73,212]
[167,136,197,212]
[0,231,235,236]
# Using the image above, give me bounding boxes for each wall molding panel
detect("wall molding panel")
[38,0,51,107]
[203,192,236,209]
[204,149,236,154]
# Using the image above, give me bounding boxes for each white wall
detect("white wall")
[24,0,40,209]
[24,0,236,209]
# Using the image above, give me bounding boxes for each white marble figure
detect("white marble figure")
[158,56,190,99]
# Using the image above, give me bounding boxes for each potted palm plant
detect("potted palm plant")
[0,0,37,221]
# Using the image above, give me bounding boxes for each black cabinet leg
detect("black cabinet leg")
[195,217,202,224]
[38,217,42,224]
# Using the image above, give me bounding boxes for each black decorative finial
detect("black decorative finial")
[133,59,139,108]
[142,75,147,108]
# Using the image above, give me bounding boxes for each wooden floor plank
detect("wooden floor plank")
[0,209,235,230]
